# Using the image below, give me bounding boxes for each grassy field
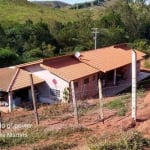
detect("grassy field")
[0,0,118,27]
[0,0,82,26]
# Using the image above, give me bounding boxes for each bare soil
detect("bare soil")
[1,94,150,150]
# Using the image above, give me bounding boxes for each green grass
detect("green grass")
[0,127,48,148]
[0,0,82,27]
[104,89,145,116]
[47,126,91,139]
[0,126,89,148]
[33,142,77,150]
[105,99,124,110]
[104,94,131,116]
[88,131,150,150]
[0,0,119,27]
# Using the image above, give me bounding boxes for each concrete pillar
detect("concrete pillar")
[113,69,117,85]
[132,50,137,121]
[8,92,13,112]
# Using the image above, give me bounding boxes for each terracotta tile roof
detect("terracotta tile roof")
[80,44,145,72]
[41,44,145,81]
[0,67,44,92]
[16,59,43,68]
[0,67,17,92]
[10,69,44,91]
[42,55,99,82]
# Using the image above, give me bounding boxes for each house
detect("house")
[39,43,146,101]
[0,43,148,112]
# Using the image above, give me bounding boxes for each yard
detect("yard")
[0,85,150,150]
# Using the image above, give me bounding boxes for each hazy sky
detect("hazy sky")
[28,0,150,5]
[28,0,95,5]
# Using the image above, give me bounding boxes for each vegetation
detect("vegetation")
[144,59,150,68]
[0,0,78,25]
[104,96,128,116]
[0,0,150,67]
[0,127,48,147]
[88,131,150,150]
[47,126,90,139]
[104,89,145,116]
[33,142,77,150]
[0,126,89,148]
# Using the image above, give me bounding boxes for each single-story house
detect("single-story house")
[0,43,148,112]
[18,43,146,102]
[39,43,146,101]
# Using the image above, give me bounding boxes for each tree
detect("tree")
[0,48,21,67]
[0,24,6,48]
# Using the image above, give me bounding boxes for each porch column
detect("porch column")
[8,92,13,112]
[113,69,117,85]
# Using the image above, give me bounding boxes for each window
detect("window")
[84,78,89,84]
[50,88,60,97]
[74,82,78,88]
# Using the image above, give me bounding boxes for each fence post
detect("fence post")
[30,74,39,125]
[0,111,2,133]
[71,81,79,125]
[98,78,104,123]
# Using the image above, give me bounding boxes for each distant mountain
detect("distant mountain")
[71,0,118,9]
[31,1,71,8]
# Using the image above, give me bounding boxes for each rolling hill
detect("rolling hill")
[0,0,117,27]
[0,0,80,26]
[31,1,71,8]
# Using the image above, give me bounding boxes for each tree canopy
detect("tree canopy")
[0,0,150,67]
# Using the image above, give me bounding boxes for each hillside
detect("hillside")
[0,0,117,26]
[0,0,79,26]
[32,1,71,8]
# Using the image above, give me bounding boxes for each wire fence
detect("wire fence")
[56,77,150,100]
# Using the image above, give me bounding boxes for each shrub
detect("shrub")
[88,131,150,150]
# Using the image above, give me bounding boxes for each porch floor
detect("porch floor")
[103,71,150,97]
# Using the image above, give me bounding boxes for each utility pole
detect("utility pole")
[131,49,137,122]
[91,28,99,49]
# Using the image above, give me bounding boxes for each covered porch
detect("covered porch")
[0,67,45,113]
[0,83,44,113]
[101,64,131,88]
[103,71,150,97]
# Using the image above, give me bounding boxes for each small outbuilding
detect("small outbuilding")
[0,67,44,112]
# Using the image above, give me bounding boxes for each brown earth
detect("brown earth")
[1,93,150,150]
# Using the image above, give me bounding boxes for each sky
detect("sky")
[28,0,150,5]
[28,0,95,5]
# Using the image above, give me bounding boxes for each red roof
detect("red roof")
[41,44,145,81]
[42,55,99,82]
[0,67,44,92]
[80,44,145,72]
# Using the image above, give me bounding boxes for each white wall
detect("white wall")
[25,65,69,102]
